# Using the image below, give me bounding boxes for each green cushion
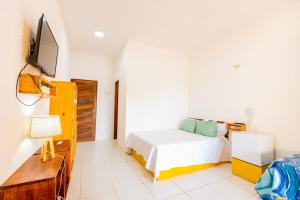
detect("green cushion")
[180,119,197,133]
[195,121,218,137]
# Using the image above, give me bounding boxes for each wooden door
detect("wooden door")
[71,79,97,142]
[113,80,119,139]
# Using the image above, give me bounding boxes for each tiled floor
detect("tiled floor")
[67,141,261,200]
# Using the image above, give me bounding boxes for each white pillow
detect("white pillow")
[217,122,227,135]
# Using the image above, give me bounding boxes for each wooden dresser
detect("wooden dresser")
[0,141,71,200]
[34,140,71,186]
[0,156,66,200]
[51,140,71,185]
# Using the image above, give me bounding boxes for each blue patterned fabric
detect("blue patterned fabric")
[255,154,300,200]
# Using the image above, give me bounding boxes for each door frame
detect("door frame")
[113,80,119,139]
[71,78,98,142]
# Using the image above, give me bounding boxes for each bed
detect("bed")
[255,154,300,200]
[127,128,231,181]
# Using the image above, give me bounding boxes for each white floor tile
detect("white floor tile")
[70,141,258,200]
[81,176,114,198]
[66,178,81,200]
[116,184,155,200]
[144,180,183,200]
[127,160,145,171]
[120,152,136,161]
[110,169,142,189]
[187,185,227,200]
[210,179,253,200]
[71,166,81,183]
[211,164,233,178]
[73,157,82,169]
[247,193,261,200]
[165,193,193,200]
[82,157,104,166]
[104,157,126,165]
[171,174,205,192]
[192,169,224,184]
[81,166,110,183]
[81,192,117,200]
[102,152,124,161]
[135,169,153,183]
[106,161,132,172]
[227,176,256,193]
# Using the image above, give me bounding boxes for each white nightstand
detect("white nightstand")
[231,131,274,183]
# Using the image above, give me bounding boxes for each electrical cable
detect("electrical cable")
[46,151,66,200]
[57,160,66,200]
[16,62,44,106]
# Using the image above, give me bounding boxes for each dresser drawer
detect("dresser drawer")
[0,178,56,200]
[232,157,268,183]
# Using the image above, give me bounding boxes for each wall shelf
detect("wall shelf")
[18,74,56,97]
[227,123,247,132]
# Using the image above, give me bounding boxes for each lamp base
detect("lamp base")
[41,137,55,162]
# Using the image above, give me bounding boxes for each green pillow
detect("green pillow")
[195,121,218,137]
[180,119,197,133]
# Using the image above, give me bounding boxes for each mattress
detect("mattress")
[127,129,231,179]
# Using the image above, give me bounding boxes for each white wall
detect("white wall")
[114,46,129,149]
[70,52,114,141]
[0,0,70,184]
[116,41,189,148]
[189,2,300,158]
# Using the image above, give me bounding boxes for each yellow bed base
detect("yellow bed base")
[131,148,228,181]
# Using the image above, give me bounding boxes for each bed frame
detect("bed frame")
[130,118,246,180]
[131,148,228,180]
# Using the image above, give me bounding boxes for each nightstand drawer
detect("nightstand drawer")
[232,158,268,183]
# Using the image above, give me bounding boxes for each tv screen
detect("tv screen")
[29,14,59,77]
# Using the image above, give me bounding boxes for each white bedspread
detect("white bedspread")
[127,129,231,179]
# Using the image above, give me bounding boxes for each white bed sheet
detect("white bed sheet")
[127,129,231,179]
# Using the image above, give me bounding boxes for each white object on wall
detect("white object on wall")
[245,107,255,131]
[232,132,274,166]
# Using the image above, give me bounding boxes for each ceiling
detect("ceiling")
[59,0,289,58]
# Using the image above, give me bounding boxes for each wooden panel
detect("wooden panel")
[18,74,56,96]
[227,123,247,131]
[71,79,97,142]
[232,157,268,183]
[77,111,94,121]
[0,180,56,200]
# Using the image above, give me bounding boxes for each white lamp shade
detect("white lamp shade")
[30,115,62,138]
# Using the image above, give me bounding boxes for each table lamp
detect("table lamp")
[29,115,62,162]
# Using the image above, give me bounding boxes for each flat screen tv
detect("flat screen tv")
[29,14,59,78]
